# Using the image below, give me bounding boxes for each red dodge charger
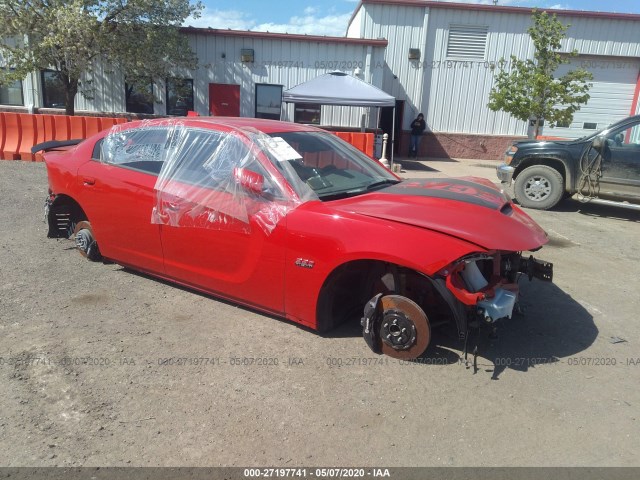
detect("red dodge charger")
[41,117,552,361]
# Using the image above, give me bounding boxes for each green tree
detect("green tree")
[0,0,203,115]
[488,9,593,138]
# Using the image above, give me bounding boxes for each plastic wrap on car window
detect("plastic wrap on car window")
[100,121,317,234]
[100,119,177,166]
[162,124,318,234]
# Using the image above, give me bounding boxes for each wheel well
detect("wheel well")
[47,194,89,238]
[514,158,567,187]
[315,260,456,333]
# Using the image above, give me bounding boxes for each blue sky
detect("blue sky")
[187,0,640,36]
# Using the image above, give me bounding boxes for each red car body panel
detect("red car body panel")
[43,117,550,335]
[328,179,548,252]
[282,201,484,328]
[159,218,287,315]
[77,160,165,275]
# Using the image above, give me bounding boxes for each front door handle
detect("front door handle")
[82,176,96,186]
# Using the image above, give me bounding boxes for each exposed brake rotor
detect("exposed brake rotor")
[73,221,93,257]
[73,221,101,261]
[379,295,430,360]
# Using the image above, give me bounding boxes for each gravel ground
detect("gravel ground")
[0,158,639,468]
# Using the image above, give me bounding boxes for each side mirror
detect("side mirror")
[592,136,604,151]
[233,167,264,195]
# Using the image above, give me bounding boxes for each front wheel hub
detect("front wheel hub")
[378,295,430,360]
[381,311,416,350]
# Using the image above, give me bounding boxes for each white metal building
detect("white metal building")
[347,0,640,157]
[2,0,640,158]
[0,29,388,131]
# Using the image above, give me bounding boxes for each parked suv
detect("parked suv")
[497,115,640,210]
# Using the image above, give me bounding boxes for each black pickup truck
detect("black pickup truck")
[497,114,640,210]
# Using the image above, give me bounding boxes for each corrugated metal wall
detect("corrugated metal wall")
[359,4,429,122]
[425,7,536,136]
[73,61,127,113]
[347,9,363,38]
[2,32,387,129]
[187,33,386,128]
[355,3,640,136]
[3,3,639,136]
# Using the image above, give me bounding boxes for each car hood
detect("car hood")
[330,177,548,251]
[514,139,582,149]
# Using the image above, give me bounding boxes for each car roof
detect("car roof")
[123,117,326,135]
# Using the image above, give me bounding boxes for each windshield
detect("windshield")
[571,116,635,143]
[572,128,607,143]
[264,131,399,200]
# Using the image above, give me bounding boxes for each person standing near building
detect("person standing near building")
[409,113,426,158]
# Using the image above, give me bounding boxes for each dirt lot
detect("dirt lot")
[0,158,639,468]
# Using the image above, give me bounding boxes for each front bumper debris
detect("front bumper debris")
[477,287,517,323]
[496,164,515,186]
[443,253,553,324]
[520,255,553,282]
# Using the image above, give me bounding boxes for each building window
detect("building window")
[0,77,23,106]
[447,25,488,59]
[166,78,194,116]
[294,103,321,124]
[41,70,67,108]
[125,79,154,114]
[255,84,283,120]
[583,122,598,130]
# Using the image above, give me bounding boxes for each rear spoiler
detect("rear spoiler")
[31,139,84,154]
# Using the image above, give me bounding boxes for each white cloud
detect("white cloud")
[186,7,352,37]
[254,13,352,36]
[186,9,254,30]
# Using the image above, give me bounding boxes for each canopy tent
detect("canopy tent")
[283,71,395,107]
[282,71,396,163]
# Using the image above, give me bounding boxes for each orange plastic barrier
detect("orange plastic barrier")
[33,115,56,161]
[99,117,118,130]
[0,113,130,161]
[69,116,86,140]
[52,115,71,141]
[0,113,6,156]
[333,131,374,158]
[42,115,56,141]
[34,115,46,145]
[84,116,103,137]
[18,114,37,161]
[0,113,21,160]
[3,117,375,161]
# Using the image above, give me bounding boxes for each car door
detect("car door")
[75,127,167,275]
[156,128,288,315]
[600,120,640,199]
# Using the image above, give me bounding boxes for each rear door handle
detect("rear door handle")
[82,176,96,186]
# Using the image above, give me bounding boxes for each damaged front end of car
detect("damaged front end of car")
[361,250,553,370]
[441,251,552,324]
